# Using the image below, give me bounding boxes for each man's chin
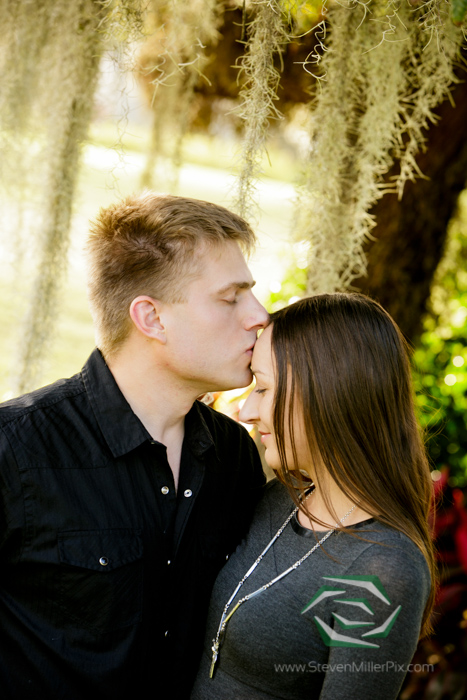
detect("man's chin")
[227,370,254,391]
[206,370,253,394]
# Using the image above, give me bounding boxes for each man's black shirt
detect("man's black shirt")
[0,349,265,699]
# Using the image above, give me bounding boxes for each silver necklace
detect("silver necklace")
[209,494,358,679]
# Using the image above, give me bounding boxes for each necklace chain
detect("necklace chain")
[209,495,358,679]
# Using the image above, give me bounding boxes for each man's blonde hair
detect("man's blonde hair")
[86,192,256,358]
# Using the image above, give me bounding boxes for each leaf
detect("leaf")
[451,0,467,25]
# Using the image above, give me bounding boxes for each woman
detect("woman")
[191,293,435,700]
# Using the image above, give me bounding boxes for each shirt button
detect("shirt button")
[184,489,193,498]
[161,486,169,495]
[99,557,109,566]
[165,630,169,637]
[167,560,171,565]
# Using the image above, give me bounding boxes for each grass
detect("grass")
[88,120,298,184]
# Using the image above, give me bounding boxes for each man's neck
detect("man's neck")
[106,343,200,488]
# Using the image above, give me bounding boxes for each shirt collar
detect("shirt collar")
[184,400,216,458]
[81,348,215,459]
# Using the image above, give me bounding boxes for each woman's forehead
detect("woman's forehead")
[251,325,274,375]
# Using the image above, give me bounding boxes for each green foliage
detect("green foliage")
[451,0,467,25]
[413,325,467,486]
[412,194,467,487]
[266,265,307,313]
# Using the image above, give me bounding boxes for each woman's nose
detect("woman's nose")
[239,390,258,424]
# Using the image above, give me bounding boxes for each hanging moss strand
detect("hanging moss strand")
[233,0,290,220]
[13,0,109,393]
[296,0,466,295]
[139,0,221,190]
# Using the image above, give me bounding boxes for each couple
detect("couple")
[0,192,434,700]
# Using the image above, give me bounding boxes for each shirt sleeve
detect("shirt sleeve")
[0,426,25,559]
[233,425,266,542]
[245,429,267,492]
[317,538,431,700]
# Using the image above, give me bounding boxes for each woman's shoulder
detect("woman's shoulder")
[353,520,430,563]
[245,478,295,534]
[339,521,432,599]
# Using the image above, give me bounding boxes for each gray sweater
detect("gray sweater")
[191,479,430,700]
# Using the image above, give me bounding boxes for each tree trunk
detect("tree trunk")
[355,75,467,342]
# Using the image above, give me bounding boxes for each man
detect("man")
[0,193,269,699]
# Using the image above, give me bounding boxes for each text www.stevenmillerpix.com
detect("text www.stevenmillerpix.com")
[274,662,434,674]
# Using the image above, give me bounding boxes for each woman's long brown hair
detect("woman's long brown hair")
[270,293,436,637]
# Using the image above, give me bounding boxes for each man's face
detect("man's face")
[161,240,269,393]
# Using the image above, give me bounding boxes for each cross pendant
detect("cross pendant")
[209,640,219,679]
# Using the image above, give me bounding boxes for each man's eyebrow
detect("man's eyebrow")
[215,281,256,296]
[250,369,265,376]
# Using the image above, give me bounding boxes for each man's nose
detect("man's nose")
[244,294,269,330]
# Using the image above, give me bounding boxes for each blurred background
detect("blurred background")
[1,1,467,695]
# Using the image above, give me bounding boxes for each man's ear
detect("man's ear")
[129,296,167,344]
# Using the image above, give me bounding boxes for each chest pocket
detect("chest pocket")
[57,529,143,633]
